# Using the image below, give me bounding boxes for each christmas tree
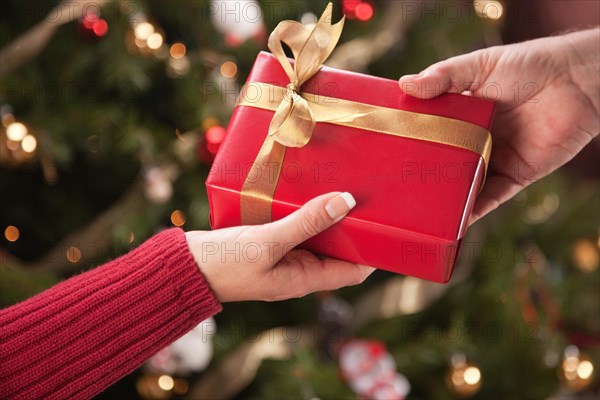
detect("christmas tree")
[1,1,598,399]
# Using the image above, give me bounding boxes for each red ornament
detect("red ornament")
[355,2,374,21]
[343,0,362,18]
[78,10,108,39]
[343,0,374,21]
[92,19,109,37]
[197,125,227,164]
[224,33,244,48]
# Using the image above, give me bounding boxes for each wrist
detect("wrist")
[562,28,600,117]
[185,231,223,301]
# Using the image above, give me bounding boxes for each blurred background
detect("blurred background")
[1,0,598,399]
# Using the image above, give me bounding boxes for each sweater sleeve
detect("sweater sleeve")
[0,228,222,400]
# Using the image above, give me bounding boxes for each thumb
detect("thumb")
[262,192,356,252]
[399,49,488,99]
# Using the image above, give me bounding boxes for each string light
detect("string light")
[474,0,504,21]
[169,43,186,59]
[92,19,109,37]
[134,22,154,40]
[157,375,174,391]
[170,210,186,226]
[147,32,164,50]
[167,56,190,77]
[136,374,188,398]
[463,366,481,385]
[202,117,220,130]
[6,140,20,151]
[220,61,238,78]
[205,125,226,155]
[571,239,599,272]
[343,0,362,18]
[355,2,374,21]
[561,346,595,391]
[21,134,37,153]
[4,225,19,242]
[80,10,108,39]
[6,122,27,141]
[447,354,481,397]
[66,246,82,263]
[2,113,15,127]
[172,379,189,395]
[300,12,317,26]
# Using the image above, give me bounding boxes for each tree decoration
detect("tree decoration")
[343,0,375,22]
[446,354,482,397]
[1,109,38,165]
[209,0,266,47]
[559,345,595,392]
[339,339,410,400]
[77,8,108,39]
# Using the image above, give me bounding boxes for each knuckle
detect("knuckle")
[300,210,327,237]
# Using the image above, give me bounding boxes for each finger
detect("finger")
[259,192,356,258]
[399,49,489,99]
[268,250,375,300]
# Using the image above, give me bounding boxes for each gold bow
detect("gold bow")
[266,2,344,148]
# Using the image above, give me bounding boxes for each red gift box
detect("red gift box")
[206,50,494,283]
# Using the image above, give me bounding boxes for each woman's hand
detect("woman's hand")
[399,29,599,223]
[185,192,374,302]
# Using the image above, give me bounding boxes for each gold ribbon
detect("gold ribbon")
[239,3,491,225]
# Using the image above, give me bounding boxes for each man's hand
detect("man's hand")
[185,192,374,302]
[399,28,599,223]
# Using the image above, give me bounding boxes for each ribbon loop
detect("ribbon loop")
[266,2,345,148]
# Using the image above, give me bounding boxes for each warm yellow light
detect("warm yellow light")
[577,360,594,380]
[464,366,481,385]
[220,61,238,78]
[451,370,465,386]
[202,117,220,130]
[21,134,37,153]
[170,43,186,59]
[66,246,82,263]
[173,378,189,395]
[170,210,186,227]
[6,122,27,141]
[474,0,504,20]
[128,231,135,244]
[134,37,147,49]
[563,356,579,373]
[157,375,174,391]
[2,113,15,127]
[572,239,599,272]
[4,225,19,242]
[6,139,20,151]
[134,22,154,40]
[147,32,163,50]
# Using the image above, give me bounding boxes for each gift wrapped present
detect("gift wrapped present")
[206,3,494,283]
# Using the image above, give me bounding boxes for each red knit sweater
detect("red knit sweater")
[0,228,222,399]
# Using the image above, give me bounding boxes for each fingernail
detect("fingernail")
[325,192,356,220]
[400,73,420,81]
[358,264,376,274]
